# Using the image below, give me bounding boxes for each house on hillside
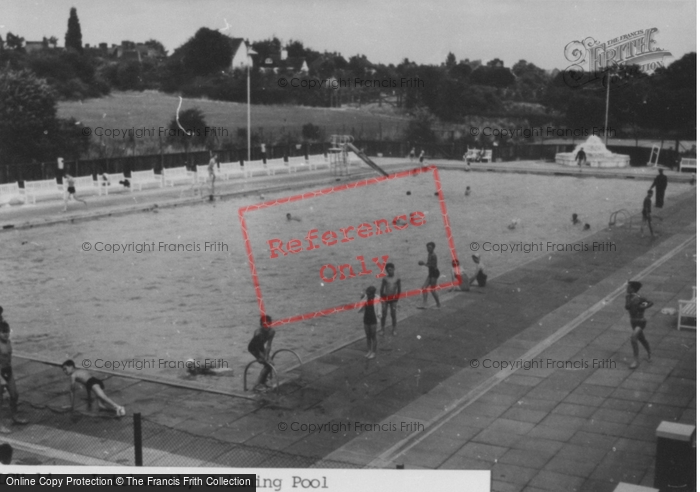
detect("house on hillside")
[24,41,46,54]
[231,38,251,70]
[106,41,165,61]
[25,38,58,53]
[260,50,308,74]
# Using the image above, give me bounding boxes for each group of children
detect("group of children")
[359,263,402,359]
[356,243,489,359]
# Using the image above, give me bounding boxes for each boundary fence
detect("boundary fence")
[0,140,688,185]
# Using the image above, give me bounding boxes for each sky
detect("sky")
[3,0,696,70]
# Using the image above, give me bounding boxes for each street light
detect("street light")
[603,64,620,147]
[246,47,257,162]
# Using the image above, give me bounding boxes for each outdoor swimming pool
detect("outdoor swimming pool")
[1,168,688,390]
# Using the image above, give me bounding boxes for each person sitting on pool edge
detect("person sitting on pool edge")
[61,360,126,417]
[248,315,276,391]
[450,259,470,292]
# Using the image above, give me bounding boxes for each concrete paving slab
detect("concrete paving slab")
[439,455,493,470]
[499,448,554,470]
[527,470,585,491]
[543,455,598,478]
[526,424,579,442]
[491,462,539,486]
[472,428,522,448]
[551,403,598,419]
[501,407,548,424]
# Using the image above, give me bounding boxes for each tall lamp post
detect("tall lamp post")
[247,47,257,162]
[603,64,619,147]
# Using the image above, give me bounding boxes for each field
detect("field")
[1,168,689,392]
[57,91,408,147]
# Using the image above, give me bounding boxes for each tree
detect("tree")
[251,37,282,62]
[404,109,437,145]
[65,7,83,53]
[445,52,456,69]
[450,62,472,81]
[178,28,233,75]
[302,123,321,141]
[286,40,306,58]
[0,69,59,163]
[470,65,515,88]
[644,53,696,138]
[166,108,207,151]
[511,59,549,101]
[5,32,24,50]
[144,39,167,56]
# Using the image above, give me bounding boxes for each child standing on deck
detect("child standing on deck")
[0,321,28,432]
[641,190,655,237]
[418,242,441,308]
[380,263,401,336]
[625,281,653,369]
[359,286,379,359]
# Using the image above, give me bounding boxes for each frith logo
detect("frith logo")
[563,28,672,87]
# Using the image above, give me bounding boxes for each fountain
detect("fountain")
[556,135,629,168]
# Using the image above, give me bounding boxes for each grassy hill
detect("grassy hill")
[58,91,409,145]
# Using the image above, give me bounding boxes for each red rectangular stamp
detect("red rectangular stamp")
[238,165,459,328]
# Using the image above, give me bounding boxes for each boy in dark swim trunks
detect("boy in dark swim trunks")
[418,242,441,308]
[248,315,276,391]
[61,360,126,417]
[380,263,401,336]
[62,174,88,212]
[359,286,379,359]
[0,321,28,432]
[640,190,654,237]
[625,281,653,369]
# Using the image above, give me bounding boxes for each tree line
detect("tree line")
[0,7,695,165]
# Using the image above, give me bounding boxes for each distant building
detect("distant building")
[25,38,58,53]
[24,41,46,54]
[260,49,308,74]
[106,40,165,61]
[230,38,250,70]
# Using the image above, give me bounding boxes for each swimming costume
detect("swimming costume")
[428,267,440,279]
[248,336,266,357]
[0,367,12,381]
[67,186,76,194]
[363,300,378,325]
[630,319,647,330]
[85,377,104,394]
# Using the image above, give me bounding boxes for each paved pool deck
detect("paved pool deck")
[1,159,696,492]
